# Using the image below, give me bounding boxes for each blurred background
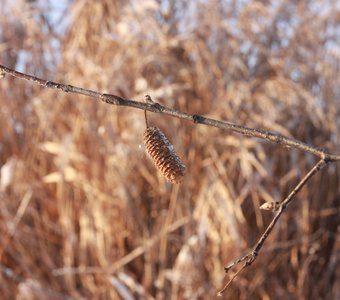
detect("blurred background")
[0,0,339,299]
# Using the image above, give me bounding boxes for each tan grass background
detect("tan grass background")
[0,0,339,299]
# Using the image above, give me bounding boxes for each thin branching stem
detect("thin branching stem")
[218,159,327,295]
[217,263,249,296]
[1,64,339,162]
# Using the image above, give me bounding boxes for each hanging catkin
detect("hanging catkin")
[143,127,186,184]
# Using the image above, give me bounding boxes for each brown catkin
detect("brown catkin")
[143,127,186,184]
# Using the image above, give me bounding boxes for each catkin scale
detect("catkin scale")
[143,127,186,184]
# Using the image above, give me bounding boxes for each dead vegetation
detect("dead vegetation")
[0,0,339,299]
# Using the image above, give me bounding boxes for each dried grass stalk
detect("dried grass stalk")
[143,127,186,184]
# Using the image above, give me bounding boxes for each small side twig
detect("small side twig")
[143,94,154,128]
[217,159,327,296]
[217,263,249,296]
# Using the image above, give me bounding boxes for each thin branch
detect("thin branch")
[0,64,339,162]
[218,159,327,295]
[217,263,248,296]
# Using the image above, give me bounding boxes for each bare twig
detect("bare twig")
[218,159,327,295]
[0,64,339,162]
[217,263,248,296]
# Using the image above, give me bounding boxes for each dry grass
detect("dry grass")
[0,0,339,299]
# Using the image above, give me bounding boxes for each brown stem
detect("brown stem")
[217,263,249,296]
[144,109,149,128]
[143,94,154,128]
[0,64,339,162]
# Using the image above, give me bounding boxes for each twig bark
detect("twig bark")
[0,64,339,162]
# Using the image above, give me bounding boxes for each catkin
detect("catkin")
[143,127,186,184]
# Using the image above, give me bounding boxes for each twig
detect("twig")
[217,263,248,296]
[218,159,327,295]
[0,64,339,162]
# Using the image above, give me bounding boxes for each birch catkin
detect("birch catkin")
[143,127,186,184]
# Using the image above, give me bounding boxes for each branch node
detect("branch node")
[46,81,55,88]
[100,94,124,105]
[248,251,257,264]
[321,154,331,164]
[61,85,72,93]
[151,102,162,112]
[275,135,284,144]
[193,114,204,123]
